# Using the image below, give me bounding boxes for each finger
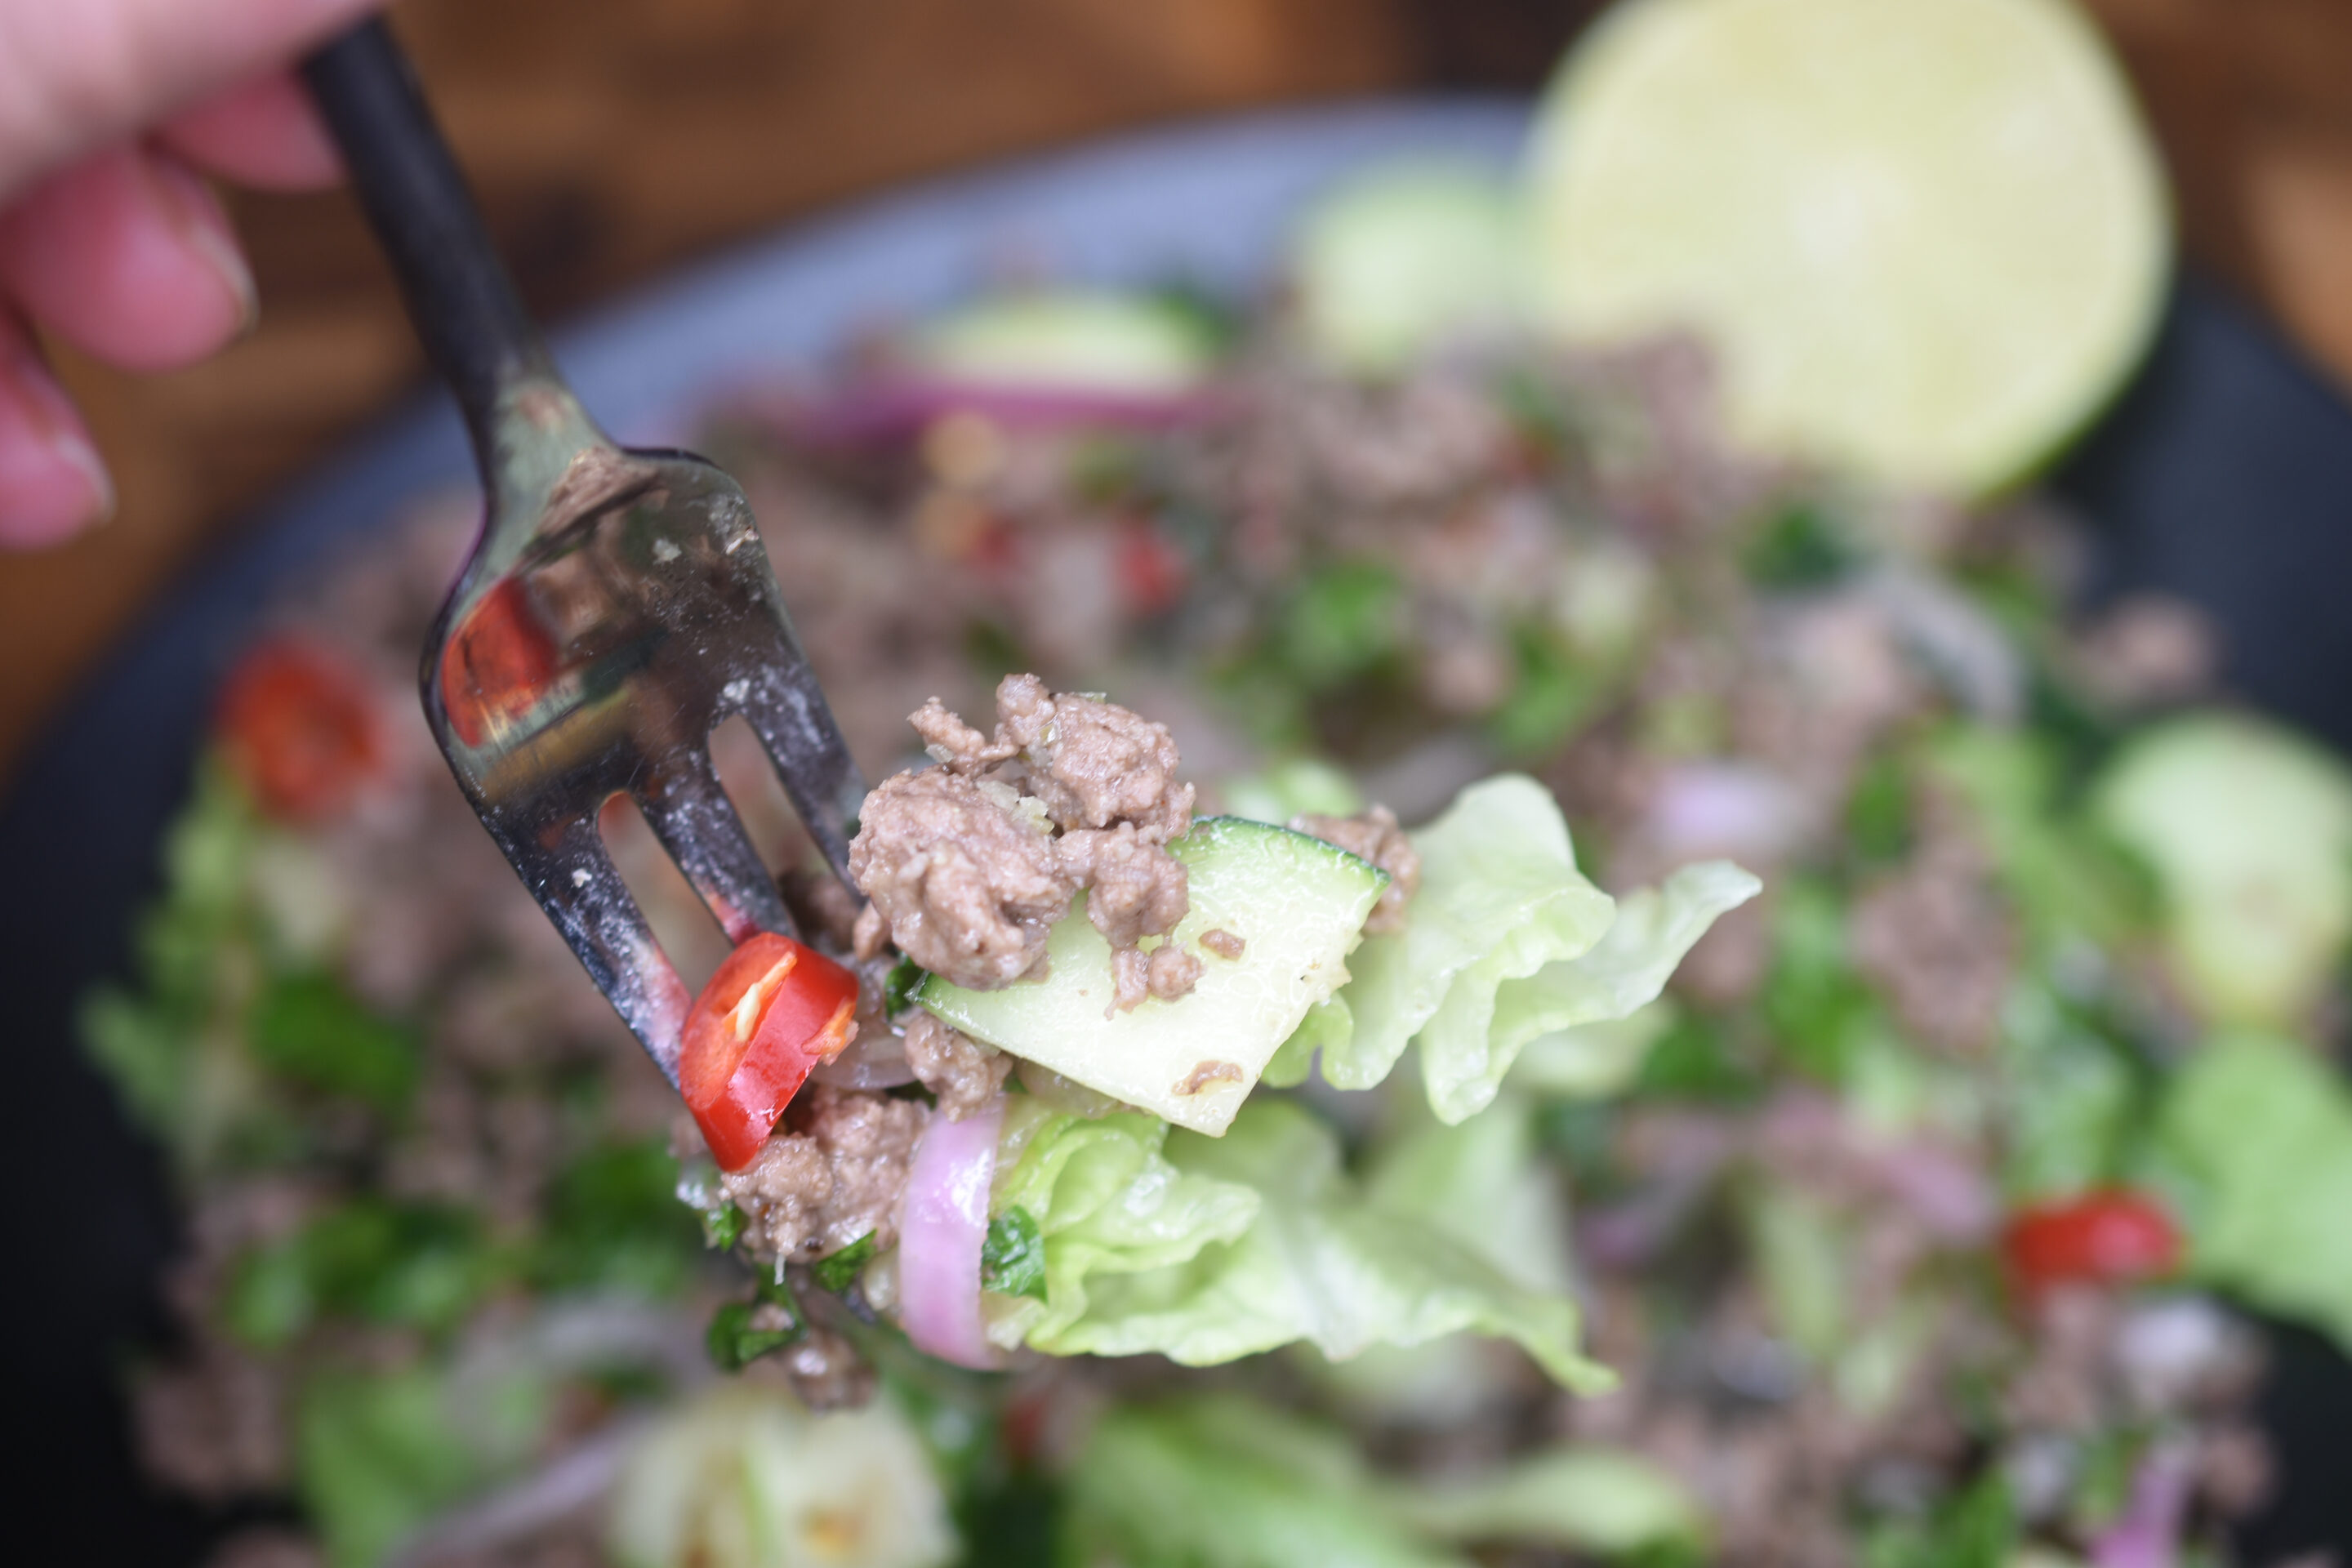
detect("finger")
[161,72,341,191]
[0,316,113,549]
[0,0,381,199]
[0,144,255,373]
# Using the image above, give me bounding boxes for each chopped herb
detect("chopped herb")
[813,1232,880,1293]
[703,1202,748,1252]
[884,956,929,1017]
[1743,502,1854,589]
[706,1276,803,1373]
[248,969,420,1112]
[981,1207,1048,1301]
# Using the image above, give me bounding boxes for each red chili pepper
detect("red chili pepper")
[679,933,861,1170]
[1115,521,1187,617]
[2002,1188,2181,1296]
[215,638,387,822]
[439,577,561,748]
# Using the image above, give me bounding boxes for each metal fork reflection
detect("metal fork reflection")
[304,20,864,1085]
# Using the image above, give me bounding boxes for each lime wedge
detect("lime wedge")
[1528,0,2170,494]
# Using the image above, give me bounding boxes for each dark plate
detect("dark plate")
[2,100,2347,1562]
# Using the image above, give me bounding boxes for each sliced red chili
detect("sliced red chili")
[2002,1187,2181,1297]
[679,932,860,1170]
[439,577,561,748]
[215,638,387,823]
[1115,521,1187,617]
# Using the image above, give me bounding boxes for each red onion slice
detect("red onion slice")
[899,1096,1006,1370]
[2090,1439,2195,1568]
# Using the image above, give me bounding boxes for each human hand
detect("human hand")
[0,0,383,548]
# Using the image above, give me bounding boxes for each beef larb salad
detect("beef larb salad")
[86,2,2352,1566]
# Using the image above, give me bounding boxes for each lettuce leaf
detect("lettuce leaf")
[1442,859,1762,1120]
[1311,774,1757,1121]
[2155,1031,2352,1351]
[1062,1397,1467,1568]
[1062,1395,1701,1567]
[1320,775,1615,1096]
[1015,1098,1611,1389]
[985,1102,1263,1351]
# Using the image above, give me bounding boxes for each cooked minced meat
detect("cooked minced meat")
[854,676,1200,997]
[1292,804,1419,934]
[132,1340,289,1499]
[1200,928,1245,960]
[995,673,1194,841]
[716,1085,929,1264]
[1057,823,1187,950]
[901,1009,1013,1120]
[849,766,1073,989]
[1108,942,1207,1015]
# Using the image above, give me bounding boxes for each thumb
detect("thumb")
[0,0,382,201]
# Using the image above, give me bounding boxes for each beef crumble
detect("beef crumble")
[706,1085,930,1265]
[901,1009,1013,1120]
[848,767,1073,989]
[1292,804,1419,934]
[852,675,1198,1004]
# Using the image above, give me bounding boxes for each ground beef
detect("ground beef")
[133,1339,290,1498]
[857,677,1200,988]
[1200,928,1245,960]
[719,1085,929,1264]
[766,1326,877,1413]
[1293,804,1419,934]
[848,767,1072,989]
[1848,817,2015,1058]
[1058,823,1189,951]
[910,694,1016,773]
[1107,942,1208,1014]
[995,673,1194,840]
[901,1009,1012,1120]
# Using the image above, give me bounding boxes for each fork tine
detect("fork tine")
[635,750,795,945]
[507,813,694,1087]
[727,648,866,889]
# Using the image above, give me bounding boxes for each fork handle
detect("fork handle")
[301,18,555,466]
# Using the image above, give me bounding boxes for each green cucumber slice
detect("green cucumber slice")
[908,292,1218,395]
[915,817,1387,1134]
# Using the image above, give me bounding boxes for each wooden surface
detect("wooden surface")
[2,0,2348,777]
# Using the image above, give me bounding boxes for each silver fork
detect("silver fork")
[302,20,866,1086]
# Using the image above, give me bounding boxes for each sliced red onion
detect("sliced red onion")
[736,378,1222,449]
[810,1026,919,1089]
[2089,1439,2196,1568]
[899,1095,1006,1370]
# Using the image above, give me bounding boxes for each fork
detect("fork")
[301,20,866,1086]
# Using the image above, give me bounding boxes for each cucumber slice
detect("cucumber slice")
[915,817,1387,1134]
[909,292,1218,396]
[1528,0,2168,495]
[1291,161,1530,375]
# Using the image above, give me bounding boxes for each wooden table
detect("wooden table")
[2,0,2345,777]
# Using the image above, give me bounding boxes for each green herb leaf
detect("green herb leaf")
[248,970,420,1111]
[813,1232,880,1293]
[706,1277,803,1373]
[981,1208,1048,1300]
[703,1203,747,1253]
[536,1137,704,1297]
[884,957,929,1017]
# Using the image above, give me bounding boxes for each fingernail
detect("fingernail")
[0,341,114,546]
[149,152,258,338]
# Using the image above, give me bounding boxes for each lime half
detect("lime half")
[1529,0,2170,494]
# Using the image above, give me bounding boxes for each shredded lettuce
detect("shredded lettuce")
[1391,1446,1707,1557]
[984,1102,1263,1351]
[2155,1032,2352,1351]
[1312,774,1757,1121]
[1062,1396,1702,1566]
[1006,1098,1611,1389]
[1063,1397,1465,1568]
